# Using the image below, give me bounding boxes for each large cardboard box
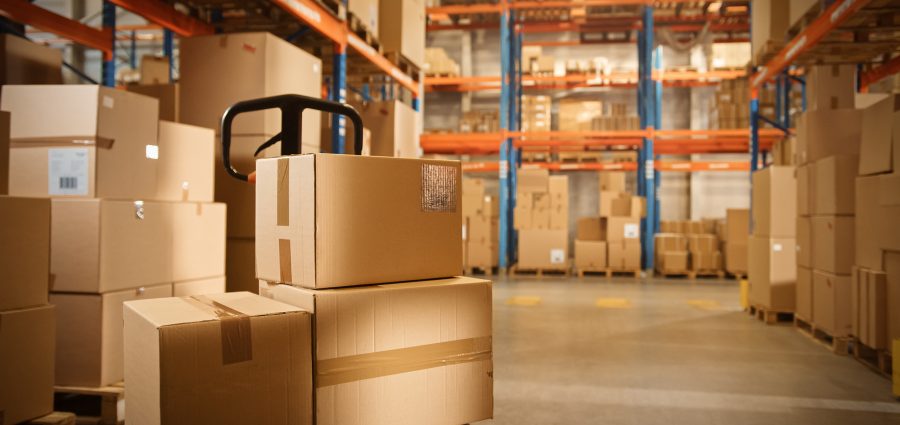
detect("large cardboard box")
[125,83,180,122]
[796,216,812,268]
[887,252,900,354]
[605,217,641,242]
[51,283,172,387]
[124,292,312,425]
[0,34,62,85]
[813,271,852,337]
[226,238,257,293]
[349,0,380,35]
[806,65,856,111]
[574,240,607,270]
[856,175,885,270]
[813,155,858,215]
[725,208,749,243]
[795,110,862,165]
[797,266,813,321]
[0,196,50,311]
[751,0,790,60]
[0,305,55,425]
[179,32,322,140]
[518,229,568,269]
[811,215,854,275]
[608,240,641,270]
[517,168,549,193]
[688,234,717,253]
[171,202,226,283]
[599,172,626,192]
[354,100,418,158]
[749,236,796,311]
[51,199,173,293]
[797,164,813,216]
[859,94,899,176]
[172,276,226,297]
[691,251,721,271]
[2,85,159,199]
[256,154,461,288]
[156,121,215,202]
[267,277,493,425]
[599,191,630,217]
[379,0,425,68]
[859,268,888,349]
[659,251,688,273]
[751,166,796,237]
[726,242,748,275]
[576,217,604,241]
[0,111,7,195]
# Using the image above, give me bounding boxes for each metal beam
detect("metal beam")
[107,0,214,37]
[860,54,900,91]
[0,0,113,58]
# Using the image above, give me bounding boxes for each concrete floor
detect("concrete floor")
[475,275,900,425]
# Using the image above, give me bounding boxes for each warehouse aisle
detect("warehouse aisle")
[478,277,900,425]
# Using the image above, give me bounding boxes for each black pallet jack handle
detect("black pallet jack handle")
[221,94,364,181]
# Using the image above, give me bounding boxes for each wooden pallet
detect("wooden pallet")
[852,338,893,379]
[748,304,794,325]
[425,72,460,78]
[606,268,641,278]
[25,412,77,425]
[385,51,421,79]
[725,270,747,280]
[464,265,496,277]
[575,267,607,277]
[315,0,346,20]
[521,150,552,162]
[510,265,570,277]
[689,269,726,279]
[657,269,691,278]
[557,151,603,163]
[347,12,382,55]
[753,39,785,67]
[54,382,124,425]
[794,316,851,355]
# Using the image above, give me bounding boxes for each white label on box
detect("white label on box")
[772,243,783,252]
[624,223,640,239]
[102,95,114,109]
[550,249,565,264]
[462,224,468,240]
[145,144,159,159]
[48,148,89,195]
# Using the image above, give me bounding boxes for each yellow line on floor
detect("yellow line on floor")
[687,299,721,310]
[595,297,632,309]
[506,296,542,306]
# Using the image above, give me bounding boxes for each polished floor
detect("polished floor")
[475,275,899,425]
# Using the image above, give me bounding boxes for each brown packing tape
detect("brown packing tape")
[277,158,290,226]
[182,295,253,365]
[316,336,493,388]
[10,136,115,149]
[279,239,293,283]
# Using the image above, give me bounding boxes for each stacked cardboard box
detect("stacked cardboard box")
[351,99,418,158]
[574,217,607,272]
[179,32,323,293]
[522,95,552,132]
[591,103,640,131]
[139,55,170,85]
[751,0,791,63]
[749,166,797,312]
[0,34,63,86]
[380,0,425,68]
[460,110,500,133]
[853,94,900,353]
[598,172,644,271]
[654,221,724,275]
[515,169,570,270]
[464,179,499,271]
[655,233,688,275]
[425,47,460,76]
[559,99,601,132]
[690,233,722,273]
[0,197,55,423]
[724,209,750,277]
[125,83,179,122]
[349,0,380,37]
[713,78,750,129]
[2,85,226,388]
[250,154,493,424]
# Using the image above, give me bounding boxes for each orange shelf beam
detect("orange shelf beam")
[107,0,214,37]
[428,0,708,17]
[860,54,900,92]
[427,70,746,92]
[462,160,751,173]
[0,0,113,59]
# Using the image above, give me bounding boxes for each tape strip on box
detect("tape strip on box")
[421,163,458,213]
[182,295,253,365]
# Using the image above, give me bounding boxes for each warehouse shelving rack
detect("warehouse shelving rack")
[423,0,765,271]
[0,0,423,156]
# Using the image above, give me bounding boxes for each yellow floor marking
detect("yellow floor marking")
[687,299,721,310]
[506,296,542,306]
[595,297,632,309]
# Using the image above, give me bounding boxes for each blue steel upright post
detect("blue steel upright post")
[498,4,515,271]
[637,6,657,271]
[163,29,174,82]
[331,43,347,153]
[102,1,116,87]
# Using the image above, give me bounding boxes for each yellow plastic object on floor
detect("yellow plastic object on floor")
[739,279,750,310]
[894,339,900,397]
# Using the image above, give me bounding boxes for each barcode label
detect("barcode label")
[48,148,89,195]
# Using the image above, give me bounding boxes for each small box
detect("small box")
[748,236,796,311]
[725,242,748,275]
[608,240,641,270]
[659,251,688,273]
[125,83,180,122]
[691,251,721,271]
[859,95,899,176]
[156,121,215,202]
[255,154,462,288]
[811,215,854,275]
[171,202,226,283]
[379,0,426,68]
[725,209,749,243]
[0,196,50,311]
[752,166,796,237]
[813,155,858,215]
[140,55,170,84]
[124,292,313,425]
[599,172,626,192]
[0,305,55,425]
[576,217,604,241]
[813,270,852,337]
[806,65,856,111]
[172,276,226,297]
[797,266,813,321]
[518,229,568,269]
[575,240,607,270]
[605,217,641,242]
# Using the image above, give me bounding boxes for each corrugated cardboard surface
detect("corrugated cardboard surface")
[659,251,688,272]
[257,154,462,288]
[749,236,796,311]
[353,100,418,158]
[0,305,55,425]
[0,196,49,311]
[606,217,641,242]
[379,0,425,67]
[226,238,257,294]
[2,85,159,199]
[855,176,884,270]
[796,217,812,268]
[797,266,813,321]
[813,155,858,215]
[576,217,604,241]
[575,240,607,269]
[751,166,796,237]
[156,121,214,202]
[725,242,748,274]
[806,65,856,111]
[171,202,226,283]
[0,34,63,84]
[51,284,172,387]
[269,277,493,425]
[0,111,8,195]
[518,229,568,269]
[124,292,312,425]
[887,252,900,354]
[813,271,852,337]
[795,109,862,165]
[811,216,854,275]
[797,164,813,216]
[517,168,549,193]
[599,172,626,192]
[125,83,180,122]
[172,276,226,297]
[691,251,721,271]
[859,95,899,176]
[608,240,641,270]
[725,208,749,243]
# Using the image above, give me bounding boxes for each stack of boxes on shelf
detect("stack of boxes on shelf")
[749,166,797,313]
[713,78,750,129]
[654,233,688,275]
[574,172,643,273]
[345,98,418,158]
[2,83,226,390]
[689,233,722,275]
[347,0,426,71]
[655,218,727,276]
[125,55,178,123]
[522,95,552,132]
[723,209,750,277]
[463,178,499,272]
[558,99,601,131]
[852,93,900,354]
[750,0,791,63]
[574,215,607,273]
[523,46,555,75]
[515,169,570,271]
[425,47,460,76]
[592,102,641,131]
[178,32,323,293]
[460,109,500,133]
[794,64,860,336]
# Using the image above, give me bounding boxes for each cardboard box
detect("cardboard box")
[608,240,641,270]
[725,209,749,243]
[0,34,62,85]
[726,242,748,275]
[575,240,607,270]
[156,121,215,202]
[806,65,856,111]
[379,0,425,68]
[796,216,812,268]
[125,83,180,122]
[886,252,900,354]
[852,267,864,339]
[811,215,854,275]
[797,266,813,321]
[123,292,312,425]
[215,134,276,238]
[353,100,418,158]
[266,277,493,425]
[51,283,172,387]
[0,305,55,425]
[140,55,170,84]
[795,110,862,165]
[813,155,858,215]
[691,251,721,271]
[655,233,688,253]
[813,271,852,337]
[659,251,688,273]
[3,85,159,199]
[859,95,899,176]
[349,0,379,35]
[606,217,641,242]
[748,236,796,311]
[172,276,226,297]
[599,191,630,217]
[0,111,8,195]
[256,154,461,288]
[517,168,549,193]
[226,238,257,294]
[797,164,813,216]
[688,234,717,253]
[864,268,889,349]
[171,202,226,283]
[879,173,900,252]
[790,0,818,27]
[751,0,790,59]
[51,199,173,293]
[518,229,568,269]
[751,166,796,237]
[856,175,885,270]
[180,33,322,140]
[576,217,604,241]
[0,196,50,311]
[599,172,626,192]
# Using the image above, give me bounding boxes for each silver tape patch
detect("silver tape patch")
[421,164,457,213]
